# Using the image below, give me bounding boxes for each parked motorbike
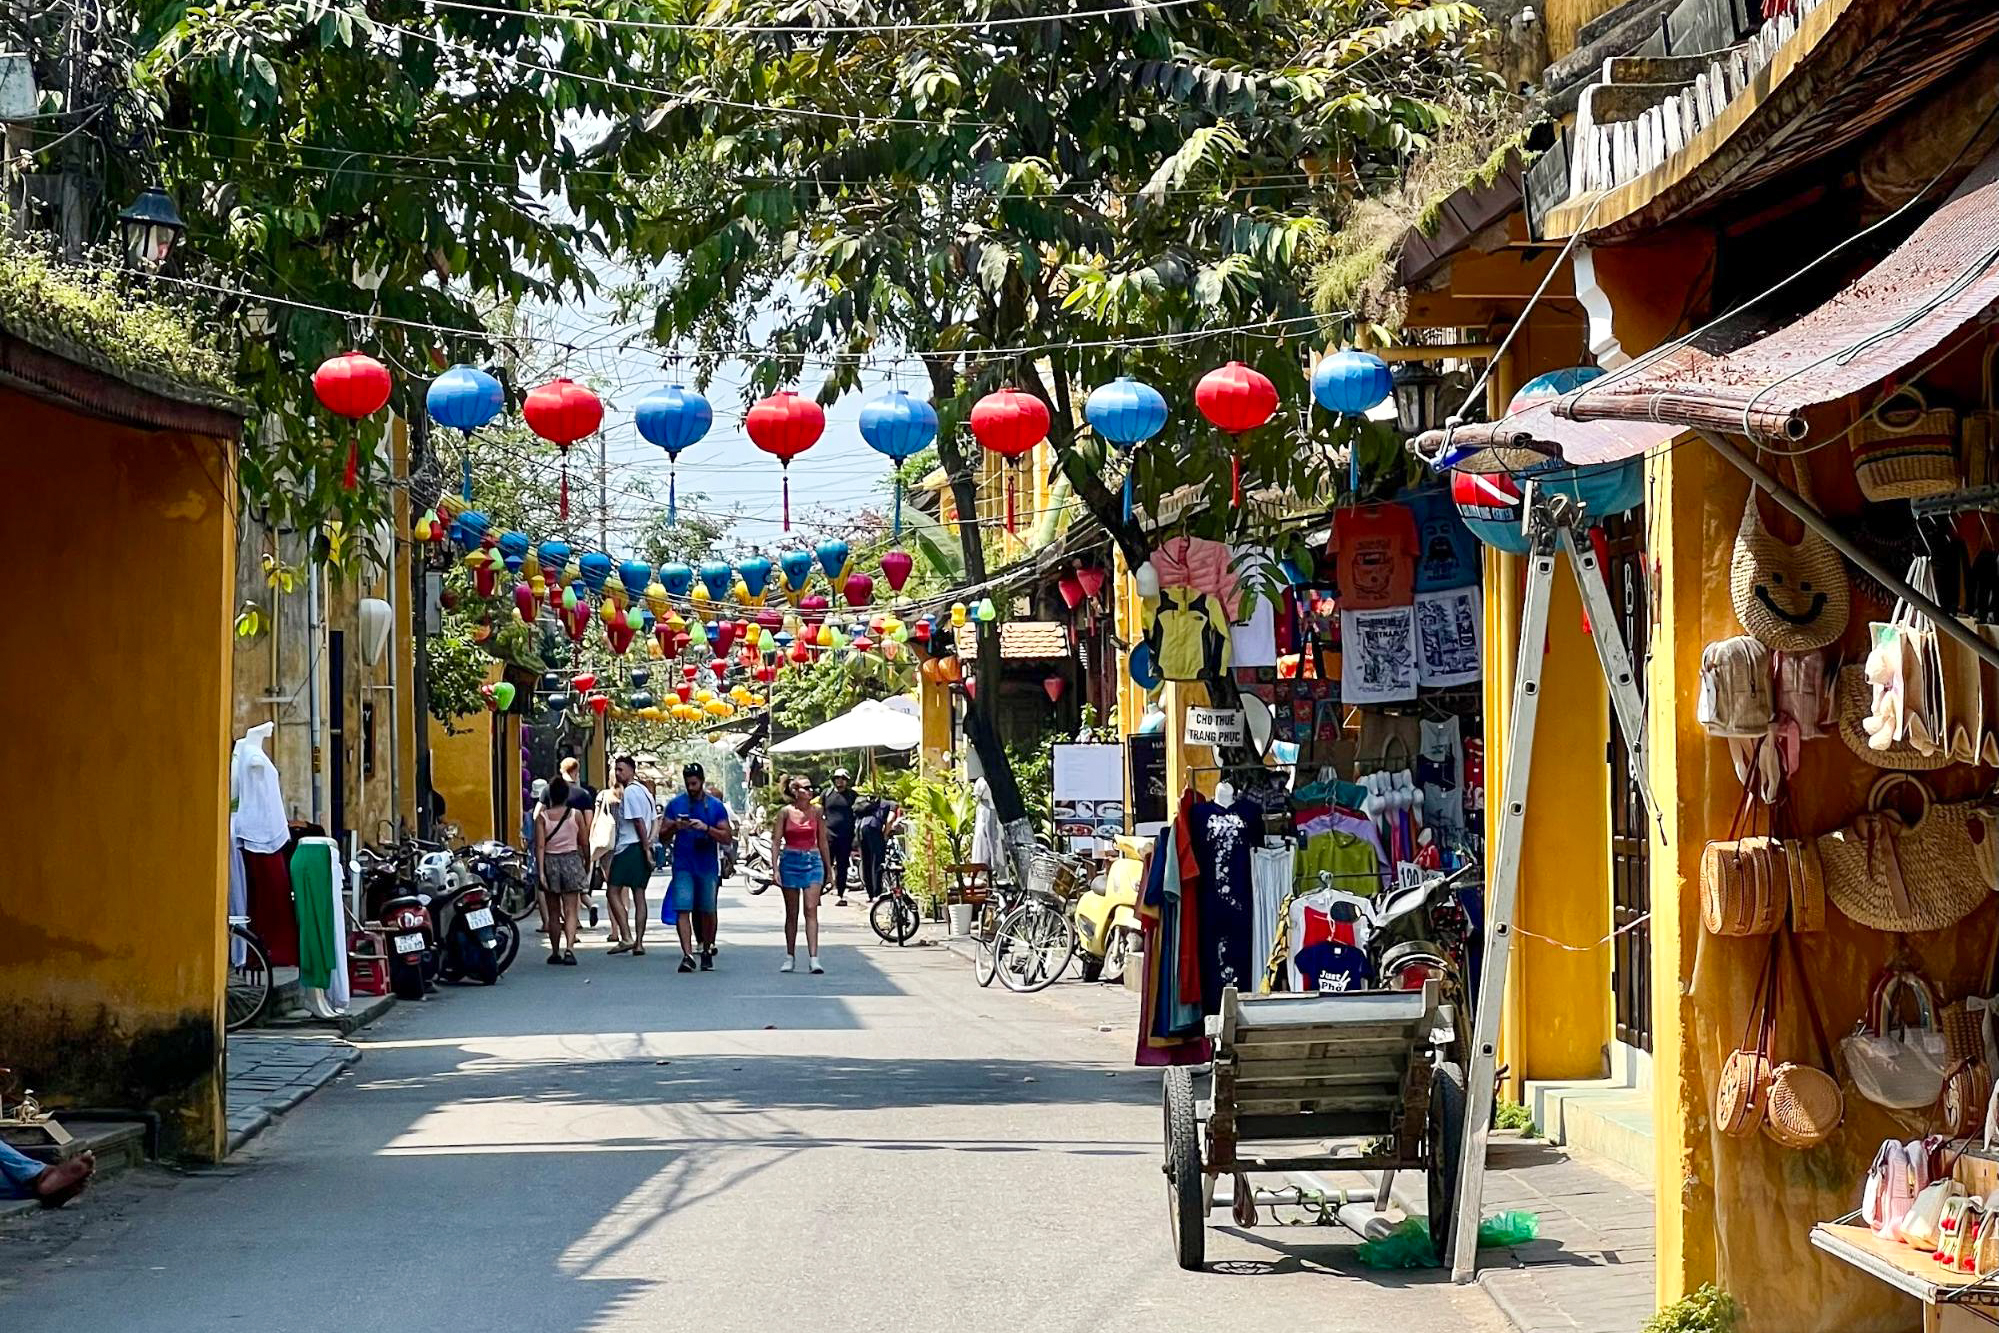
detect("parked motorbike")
[378,892,433,1000]
[430,880,503,985]
[1075,853,1141,983]
[466,840,535,922]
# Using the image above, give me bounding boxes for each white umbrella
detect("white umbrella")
[769,699,922,755]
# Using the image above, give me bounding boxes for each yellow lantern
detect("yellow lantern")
[645,580,669,617]
[695,688,714,704]
[951,601,968,627]
[647,639,665,659]
[691,584,712,619]
[705,699,733,718]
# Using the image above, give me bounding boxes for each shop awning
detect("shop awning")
[1557,144,1999,442]
[1414,399,1681,470]
[769,699,920,755]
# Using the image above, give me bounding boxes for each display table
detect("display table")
[1811,1223,1999,1331]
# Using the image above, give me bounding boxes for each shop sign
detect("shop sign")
[1185,706,1243,748]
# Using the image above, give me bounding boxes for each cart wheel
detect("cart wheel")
[1163,1066,1206,1271]
[1427,1060,1466,1270]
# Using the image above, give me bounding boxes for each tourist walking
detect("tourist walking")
[822,767,857,906]
[663,762,733,972]
[608,755,658,956]
[559,756,602,929]
[593,778,627,948]
[772,775,830,973]
[533,776,588,964]
[856,788,902,901]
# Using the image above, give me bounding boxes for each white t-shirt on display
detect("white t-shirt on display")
[616,783,658,852]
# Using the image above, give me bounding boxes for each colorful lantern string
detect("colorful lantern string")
[968,387,1051,534]
[745,391,825,531]
[312,351,393,491]
[427,364,504,503]
[1084,375,1168,523]
[635,384,713,525]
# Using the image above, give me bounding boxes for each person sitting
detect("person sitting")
[0,1141,93,1208]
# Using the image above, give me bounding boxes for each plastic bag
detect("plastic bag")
[660,892,678,927]
[1354,1211,1541,1269]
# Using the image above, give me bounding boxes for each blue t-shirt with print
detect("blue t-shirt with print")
[664,793,729,878]
[1405,488,1479,591]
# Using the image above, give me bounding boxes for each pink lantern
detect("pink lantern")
[523,378,604,519]
[880,549,914,593]
[1056,575,1084,610]
[844,572,874,607]
[1043,675,1066,703]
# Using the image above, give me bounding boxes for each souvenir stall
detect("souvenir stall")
[1130,351,1490,1069]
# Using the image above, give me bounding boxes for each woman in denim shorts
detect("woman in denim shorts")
[772,775,831,974]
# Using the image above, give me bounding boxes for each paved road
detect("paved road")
[0,881,1501,1332]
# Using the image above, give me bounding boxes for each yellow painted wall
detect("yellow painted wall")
[429,710,495,843]
[918,674,953,771]
[0,387,234,1159]
[1545,0,1628,57]
[391,417,418,833]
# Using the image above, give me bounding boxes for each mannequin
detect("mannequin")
[290,837,350,1020]
[1213,779,1236,808]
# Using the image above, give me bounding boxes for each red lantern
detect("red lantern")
[969,387,1051,534]
[313,352,392,490]
[675,682,693,704]
[843,572,874,608]
[756,607,783,631]
[789,642,812,664]
[572,673,598,693]
[745,392,826,531]
[1056,575,1084,610]
[607,621,635,656]
[523,378,604,519]
[1194,361,1278,504]
[714,622,738,656]
[1075,565,1106,600]
[587,693,611,718]
[1043,674,1066,703]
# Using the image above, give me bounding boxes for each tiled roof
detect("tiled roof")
[956,621,1071,661]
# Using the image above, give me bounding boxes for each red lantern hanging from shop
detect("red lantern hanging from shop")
[745,391,826,532]
[1056,575,1084,610]
[880,549,913,593]
[312,351,393,491]
[1194,361,1278,506]
[1043,675,1066,703]
[969,387,1051,534]
[523,378,604,520]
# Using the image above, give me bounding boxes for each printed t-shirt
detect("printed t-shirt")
[1331,503,1418,609]
[1405,488,1480,591]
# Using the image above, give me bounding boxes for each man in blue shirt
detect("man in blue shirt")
[664,762,734,972]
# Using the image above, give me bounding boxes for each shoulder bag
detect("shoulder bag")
[1843,966,1949,1111]
[1729,459,1850,652]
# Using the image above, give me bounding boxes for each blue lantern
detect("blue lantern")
[618,558,652,601]
[858,390,939,535]
[775,630,794,649]
[778,550,814,594]
[737,555,774,601]
[1310,350,1393,415]
[698,560,733,602]
[497,530,530,575]
[1085,376,1168,522]
[578,551,614,597]
[428,365,505,503]
[815,538,850,583]
[536,539,571,581]
[634,384,714,525]
[659,561,695,598]
[450,509,490,551]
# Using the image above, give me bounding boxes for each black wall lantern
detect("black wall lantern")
[1390,360,1445,436]
[117,186,185,271]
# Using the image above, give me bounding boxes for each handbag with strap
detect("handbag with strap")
[1843,966,1950,1111]
[1698,635,1775,738]
[1700,778,1788,938]
[1852,386,1959,502]
[1764,930,1844,1150]
[1729,460,1850,652]
[1718,938,1780,1138]
[1863,1138,1929,1239]
[1815,775,1993,934]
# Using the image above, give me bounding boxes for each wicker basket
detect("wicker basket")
[1025,850,1090,901]
[1852,387,1959,502]
[1728,462,1849,651]
[1764,1062,1843,1149]
[1817,775,1992,934]
[1833,665,1954,771]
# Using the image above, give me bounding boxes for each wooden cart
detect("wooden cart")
[1162,980,1461,1270]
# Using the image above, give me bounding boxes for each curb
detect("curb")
[225,1012,378,1158]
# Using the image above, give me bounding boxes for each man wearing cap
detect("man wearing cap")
[663,762,734,972]
[822,767,858,907]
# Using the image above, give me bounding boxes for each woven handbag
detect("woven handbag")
[1816,775,1991,933]
[1834,665,1952,771]
[1786,838,1826,933]
[1764,931,1845,1150]
[1700,780,1788,937]
[1963,345,1999,489]
[1941,998,1992,1140]
[1852,387,1959,502]
[1729,461,1850,652]
[1718,939,1779,1138]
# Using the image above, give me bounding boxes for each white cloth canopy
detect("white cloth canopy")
[769,699,922,755]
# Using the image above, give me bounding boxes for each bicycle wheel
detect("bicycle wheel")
[892,895,920,945]
[973,897,1004,988]
[995,900,1077,994]
[868,894,902,945]
[225,928,274,1032]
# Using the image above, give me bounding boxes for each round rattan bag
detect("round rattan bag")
[1763,1063,1843,1149]
[1718,1049,1773,1138]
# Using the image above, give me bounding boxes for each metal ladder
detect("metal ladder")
[1448,487,1660,1282]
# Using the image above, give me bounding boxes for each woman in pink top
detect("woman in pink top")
[535,776,589,964]
[771,775,831,973]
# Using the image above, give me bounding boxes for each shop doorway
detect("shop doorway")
[1602,514,1652,1054]
[329,629,347,841]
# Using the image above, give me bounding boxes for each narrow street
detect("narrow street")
[0,883,1498,1333]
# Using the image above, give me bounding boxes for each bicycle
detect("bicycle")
[867,838,921,945]
[989,849,1092,994]
[226,917,275,1032]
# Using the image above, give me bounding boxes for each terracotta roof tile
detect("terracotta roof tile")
[956,621,1070,661]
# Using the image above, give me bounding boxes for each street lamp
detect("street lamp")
[1390,359,1445,436]
[116,186,185,271]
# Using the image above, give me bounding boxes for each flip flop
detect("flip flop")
[608,941,633,955]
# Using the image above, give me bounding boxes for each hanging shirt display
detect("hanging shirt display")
[230,723,290,853]
[1331,503,1418,609]
[1294,828,1383,896]
[1405,487,1480,591]
[1249,843,1294,994]
[1416,585,1483,687]
[1419,715,1465,842]
[1149,587,1232,680]
[1340,605,1419,703]
[1231,591,1279,669]
[1189,798,1263,1009]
